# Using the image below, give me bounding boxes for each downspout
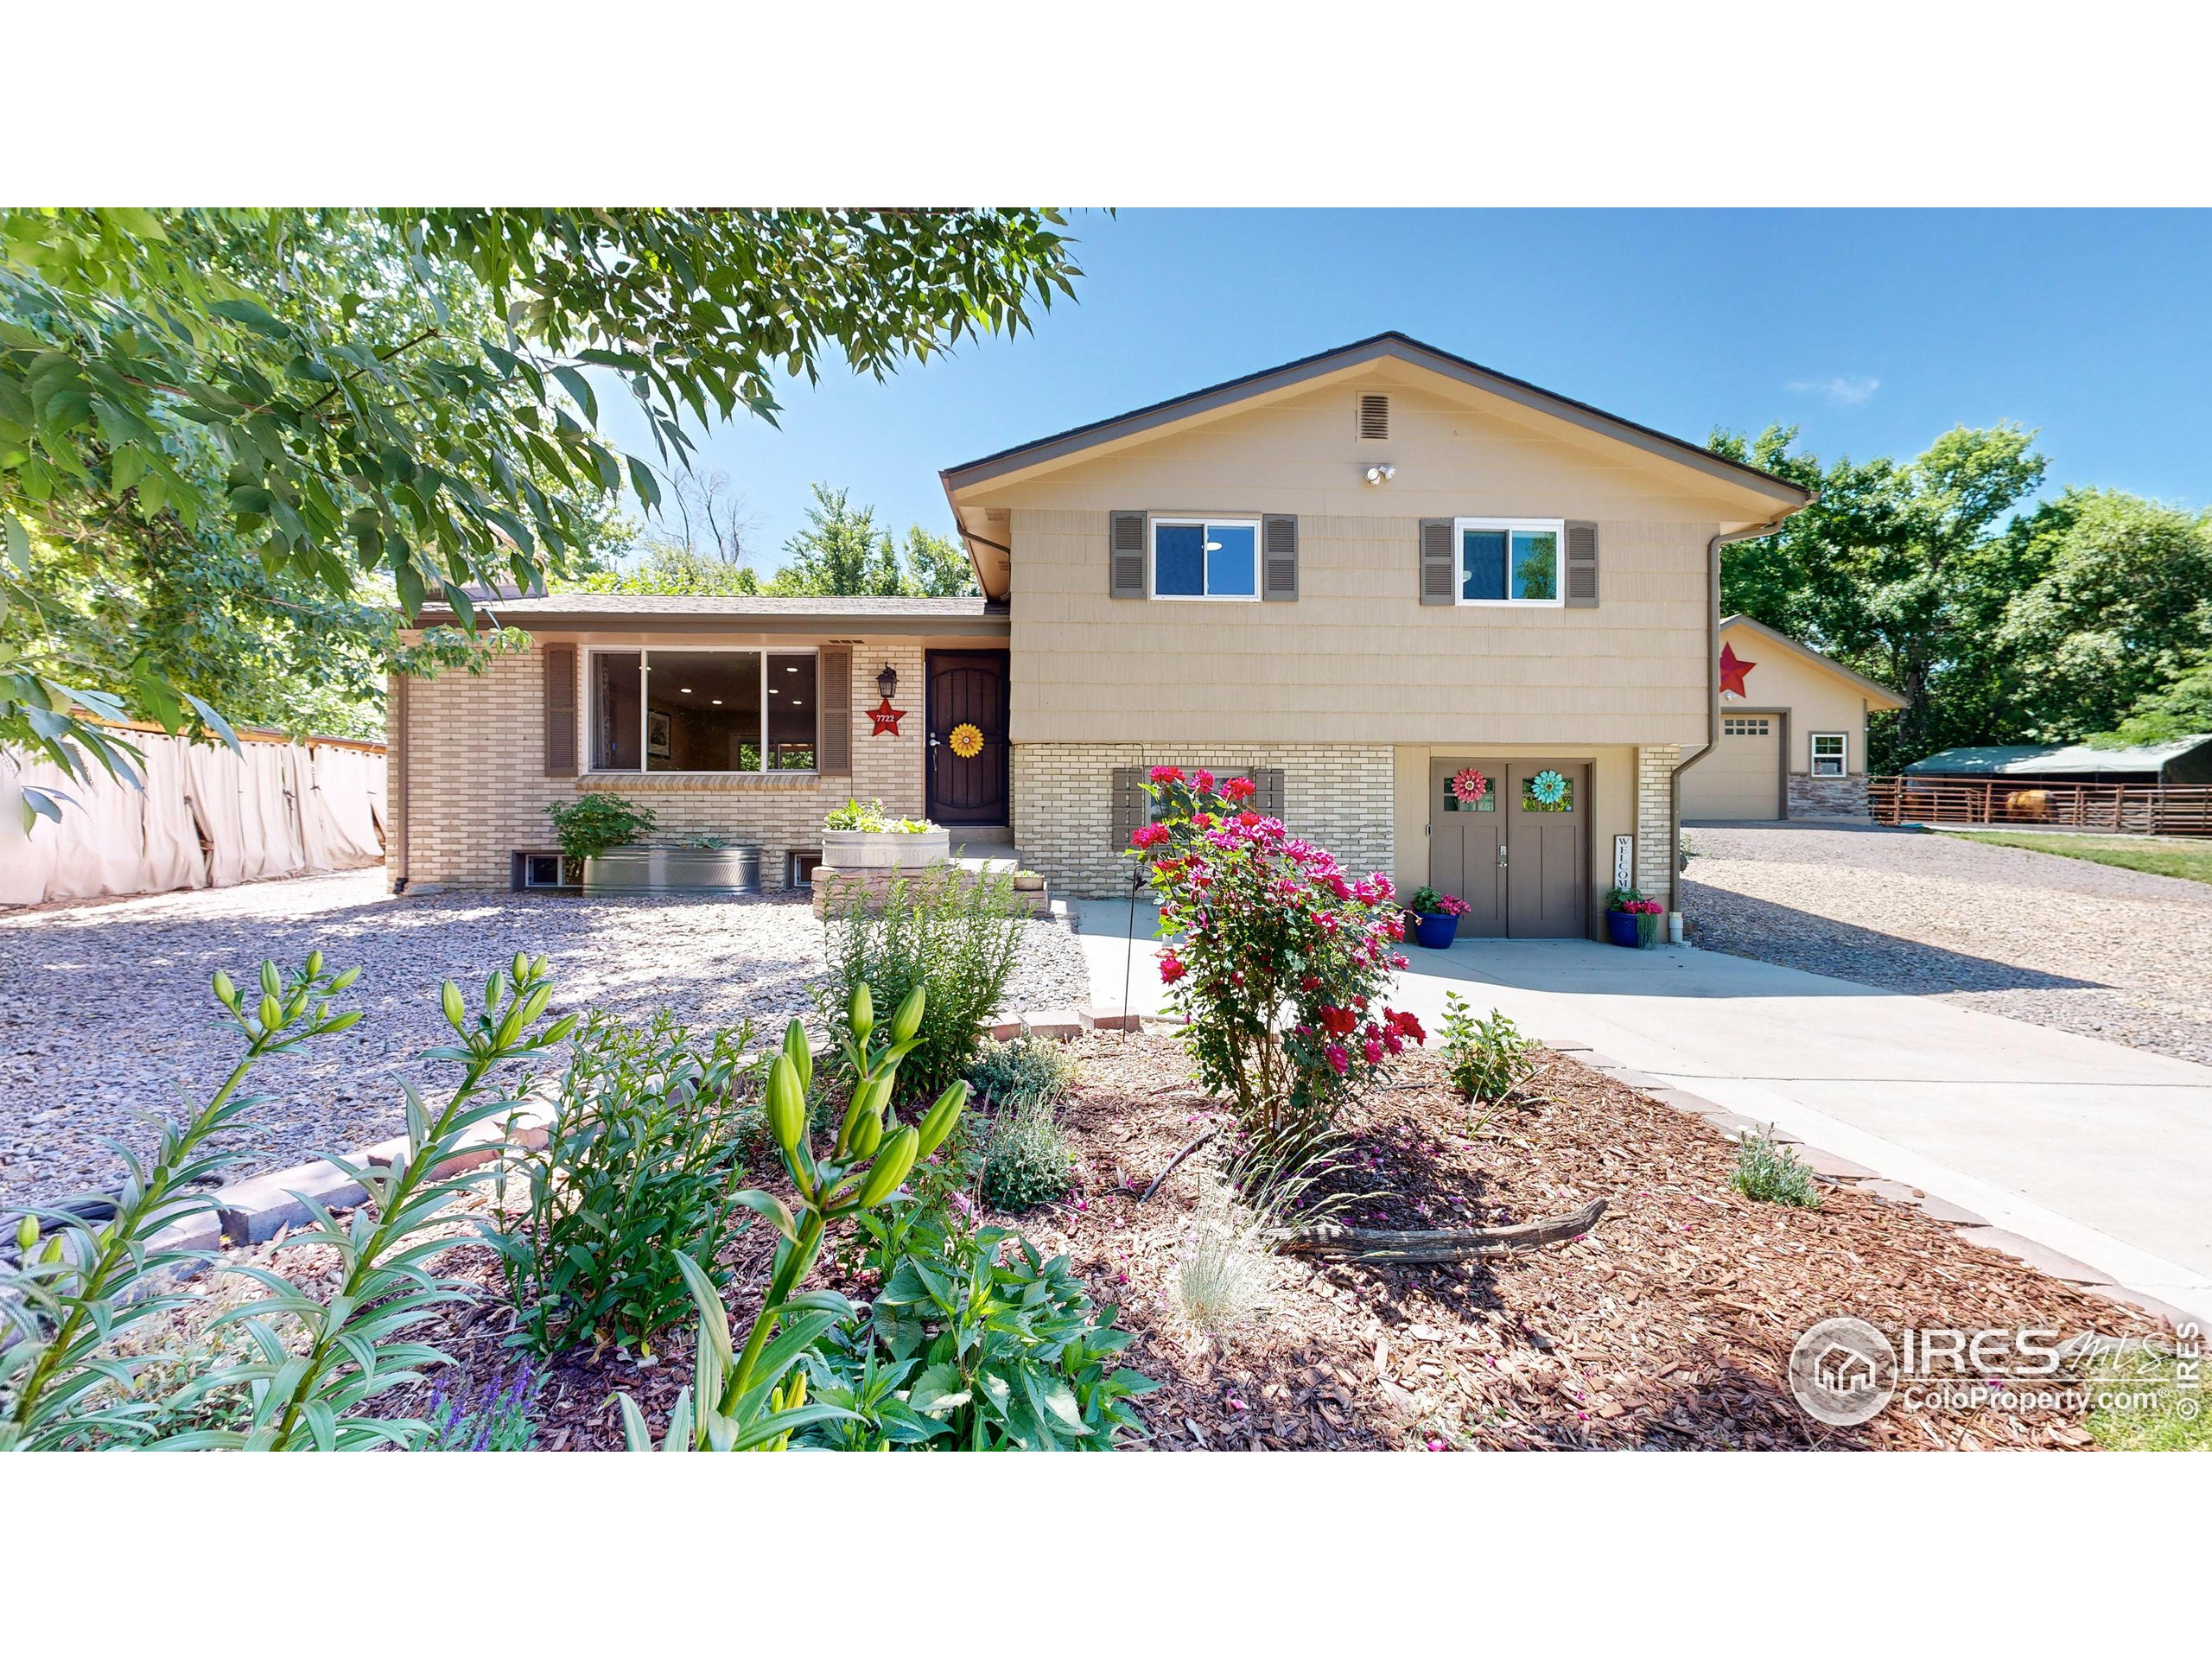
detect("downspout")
[390,672,410,894]
[1667,515,1796,933]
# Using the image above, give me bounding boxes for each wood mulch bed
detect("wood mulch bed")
[379,1035,2158,1451]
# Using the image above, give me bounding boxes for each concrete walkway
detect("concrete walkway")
[1068,899,2212,1325]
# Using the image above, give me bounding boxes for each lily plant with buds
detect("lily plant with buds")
[624,981,969,1452]
[2,952,570,1452]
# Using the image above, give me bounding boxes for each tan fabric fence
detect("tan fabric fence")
[1,728,386,907]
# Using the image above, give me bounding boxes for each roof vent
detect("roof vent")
[1357,392,1389,441]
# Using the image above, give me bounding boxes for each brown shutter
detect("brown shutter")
[1109,511,1147,599]
[1262,512,1299,601]
[1110,766,1147,848]
[818,645,852,776]
[543,644,577,777]
[1565,520,1599,607]
[1419,518,1454,605]
[1254,768,1284,817]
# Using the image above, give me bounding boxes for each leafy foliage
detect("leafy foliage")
[818,863,1023,1104]
[2,951,571,1451]
[1131,766,1419,1158]
[965,1034,1078,1109]
[3,207,1078,810]
[1438,995,1539,1105]
[849,1207,1154,1450]
[2090,662,2212,749]
[623,997,972,1452]
[1730,1128,1821,1209]
[490,1012,753,1357]
[543,793,656,861]
[980,1093,1072,1212]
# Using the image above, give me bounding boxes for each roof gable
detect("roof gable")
[945,332,1812,503]
[1719,615,1908,710]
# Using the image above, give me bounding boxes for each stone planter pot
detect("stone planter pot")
[1012,872,1046,892]
[820,828,950,869]
[582,846,762,894]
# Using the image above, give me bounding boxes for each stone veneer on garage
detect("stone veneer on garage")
[1011,742,1395,899]
[1788,772,1872,819]
[391,642,928,892]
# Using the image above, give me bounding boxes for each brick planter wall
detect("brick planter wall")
[1788,772,1871,820]
[1012,742,1395,898]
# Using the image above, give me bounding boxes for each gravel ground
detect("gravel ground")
[0,869,1090,1207]
[1683,823,2212,1065]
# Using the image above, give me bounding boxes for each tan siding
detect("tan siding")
[1714,621,1878,776]
[982,376,1728,748]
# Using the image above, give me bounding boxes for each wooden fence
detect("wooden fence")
[1868,776,2212,836]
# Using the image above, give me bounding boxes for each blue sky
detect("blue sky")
[599,209,2212,569]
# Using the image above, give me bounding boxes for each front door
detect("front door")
[925,650,1009,826]
[1430,759,1508,937]
[1504,761,1589,938]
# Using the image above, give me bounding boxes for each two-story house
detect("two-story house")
[391,334,1813,938]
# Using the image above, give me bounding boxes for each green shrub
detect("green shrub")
[543,793,657,861]
[2,952,572,1452]
[966,1034,1077,1109]
[1440,994,1540,1103]
[830,1207,1154,1450]
[1731,1128,1821,1208]
[980,1093,1071,1211]
[825,797,887,831]
[819,864,1022,1103]
[488,1011,753,1357]
[621,995,973,1452]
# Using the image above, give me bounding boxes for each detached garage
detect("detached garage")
[1680,616,1907,822]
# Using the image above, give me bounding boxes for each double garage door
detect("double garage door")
[1681,715,1781,821]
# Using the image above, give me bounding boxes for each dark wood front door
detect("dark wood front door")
[1504,761,1589,938]
[1430,759,1508,937]
[925,650,1009,826]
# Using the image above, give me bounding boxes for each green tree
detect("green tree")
[2091,660,2212,747]
[1994,488,2212,741]
[902,525,980,597]
[2,207,1081,821]
[1710,423,2048,769]
[772,484,906,596]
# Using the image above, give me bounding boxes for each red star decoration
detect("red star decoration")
[1719,643,1756,698]
[868,697,906,736]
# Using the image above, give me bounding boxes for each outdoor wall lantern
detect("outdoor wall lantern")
[877,664,898,702]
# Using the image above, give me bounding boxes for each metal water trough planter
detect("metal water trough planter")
[819,827,951,869]
[582,845,763,894]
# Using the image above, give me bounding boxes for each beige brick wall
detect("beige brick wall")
[1011,741,1395,898]
[1635,744,1680,906]
[392,639,931,892]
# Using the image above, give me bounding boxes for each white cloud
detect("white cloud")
[1786,374,1880,407]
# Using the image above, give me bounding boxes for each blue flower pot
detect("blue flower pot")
[1606,910,1641,948]
[1409,911,1459,950]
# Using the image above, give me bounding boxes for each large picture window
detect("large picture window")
[1454,518,1561,606]
[590,648,819,773]
[1153,518,1258,600]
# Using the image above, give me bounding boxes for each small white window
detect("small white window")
[1453,518,1562,606]
[1811,732,1847,776]
[1152,518,1259,601]
[1723,716,1771,737]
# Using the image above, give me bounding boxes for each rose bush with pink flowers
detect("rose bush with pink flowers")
[1128,767,1420,1154]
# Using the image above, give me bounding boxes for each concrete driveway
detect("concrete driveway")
[1069,899,2212,1323]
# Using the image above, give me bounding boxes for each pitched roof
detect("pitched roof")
[942,331,1815,504]
[1719,615,1908,710]
[1904,736,2212,778]
[411,593,1006,635]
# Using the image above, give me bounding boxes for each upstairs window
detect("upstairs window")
[1153,518,1259,600]
[1811,732,1847,777]
[1455,518,1561,606]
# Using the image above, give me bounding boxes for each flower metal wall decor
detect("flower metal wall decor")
[948,721,984,759]
[1449,766,1489,807]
